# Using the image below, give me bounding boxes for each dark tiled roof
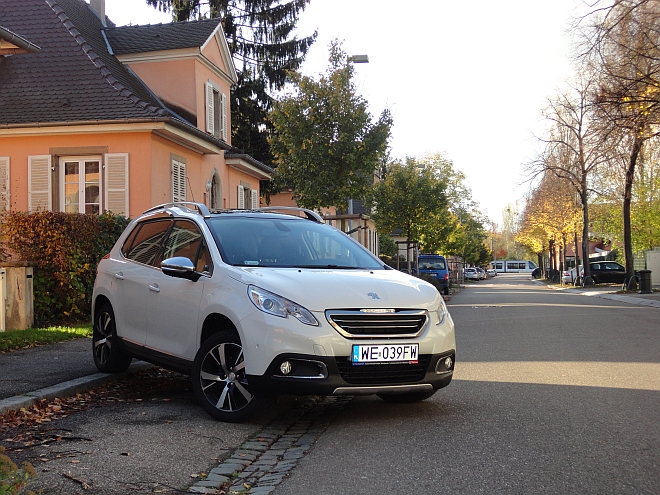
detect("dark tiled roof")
[0,0,168,125]
[106,19,222,55]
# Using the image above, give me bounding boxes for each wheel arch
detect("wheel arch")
[200,313,239,347]
[93,295,111,322]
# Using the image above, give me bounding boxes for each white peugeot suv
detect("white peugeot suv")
[92,203,456,422]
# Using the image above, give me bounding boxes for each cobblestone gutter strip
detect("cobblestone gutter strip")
[188,395,353,494]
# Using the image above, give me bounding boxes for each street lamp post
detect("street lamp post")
[348,54,369,63]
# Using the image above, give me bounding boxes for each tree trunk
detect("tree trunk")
[623,133,642,280]
[581,182,590,279]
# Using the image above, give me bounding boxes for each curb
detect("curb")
[0,361,153,415]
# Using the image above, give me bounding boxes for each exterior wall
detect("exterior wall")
[0,129,231,218]
[0,131,151,216]
[266,191,337,216]
[128,59,198,118]
[201,35,228,74]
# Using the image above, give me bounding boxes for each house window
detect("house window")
[60,157,101,214]
[205,81,227,141]
[237,185,259,209]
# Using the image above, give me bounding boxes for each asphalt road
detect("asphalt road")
[272,274,660,495]
[2,274,658,494]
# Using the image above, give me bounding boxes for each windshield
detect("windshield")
[206,216,385,269]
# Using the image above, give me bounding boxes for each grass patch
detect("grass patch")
[0,324,92,353]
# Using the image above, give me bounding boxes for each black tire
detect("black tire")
[377,389,437,403]
[442,286,449,296]
[93,303,132,373]
[192,331,266,422]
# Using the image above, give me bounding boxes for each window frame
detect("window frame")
[58,155,102,215]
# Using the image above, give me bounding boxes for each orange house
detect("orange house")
[0,0,272,218]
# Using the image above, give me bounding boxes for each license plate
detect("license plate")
[352,344,419,364]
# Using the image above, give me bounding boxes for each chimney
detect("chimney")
[90,0,106,27]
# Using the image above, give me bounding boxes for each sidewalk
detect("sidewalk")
[547,282,660,308]
[0,337,150,414]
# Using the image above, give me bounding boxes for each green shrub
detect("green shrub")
[0,212,129,326]
[0,448,36,494]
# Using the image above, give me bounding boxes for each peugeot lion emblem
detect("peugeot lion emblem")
[367,292,380,300]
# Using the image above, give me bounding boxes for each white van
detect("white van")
[490,260,538,273]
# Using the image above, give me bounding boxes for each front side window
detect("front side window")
[61,157,100,214]
[162,220,212,273]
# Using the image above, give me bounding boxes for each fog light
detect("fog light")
[280,360,292,375]
[435,355,454,374]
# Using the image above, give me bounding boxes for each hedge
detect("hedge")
[0,212,129,326]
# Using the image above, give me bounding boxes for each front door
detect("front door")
[145,220,210,361]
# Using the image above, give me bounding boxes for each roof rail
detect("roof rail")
[258,206,324,223]
[143,202,211,218]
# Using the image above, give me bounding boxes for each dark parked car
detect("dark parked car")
[583,261,627,284]
[417,254,450,295]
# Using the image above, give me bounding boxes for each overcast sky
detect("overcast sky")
[103,0,586,226]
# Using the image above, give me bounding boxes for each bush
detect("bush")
[0,212,129,326]
[0,448,36,494]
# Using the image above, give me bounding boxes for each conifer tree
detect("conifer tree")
[145,0,317,164]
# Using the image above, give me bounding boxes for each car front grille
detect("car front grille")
[335,356,431,384]
[325,310,428,339]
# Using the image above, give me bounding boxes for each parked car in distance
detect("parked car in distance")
[464,267,480,281]
[92,203,456,422]
[418,254,450,295]
[486,268,497,277]
[476,267,486,280]
[562,268,578,284]
[583,261,627,284]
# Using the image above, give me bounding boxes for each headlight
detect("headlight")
[436,298,448,325]
[248,286,319,326]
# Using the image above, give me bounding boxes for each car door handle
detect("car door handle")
[149,283,160,293]
[114,272,124,280]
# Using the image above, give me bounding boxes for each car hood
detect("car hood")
[227,267,441,311]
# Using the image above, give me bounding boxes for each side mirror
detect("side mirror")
[161,256,203,282]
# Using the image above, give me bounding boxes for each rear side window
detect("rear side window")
[121,219,172,266]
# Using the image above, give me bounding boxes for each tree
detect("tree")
[145,0,317,165]
[531,76,613,280]
[370,157,448,269]
[579,0,660,279]
[269,40,393,210]
[517,173,582,274]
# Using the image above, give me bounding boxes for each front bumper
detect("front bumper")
[246,350,455,396]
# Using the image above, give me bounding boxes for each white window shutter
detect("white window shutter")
[105,153,129,215]
[237,185,245,209]
[221,92,228,141]
[206,82,214,135]
[172,159,186,202]
[28,155,52,212]
[0,157,9,212]
[251,188,258,209]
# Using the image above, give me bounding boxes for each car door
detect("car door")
[111,218,173,346]
[145,220,211,361]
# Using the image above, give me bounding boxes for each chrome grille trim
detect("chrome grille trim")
[325,309,428,339]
